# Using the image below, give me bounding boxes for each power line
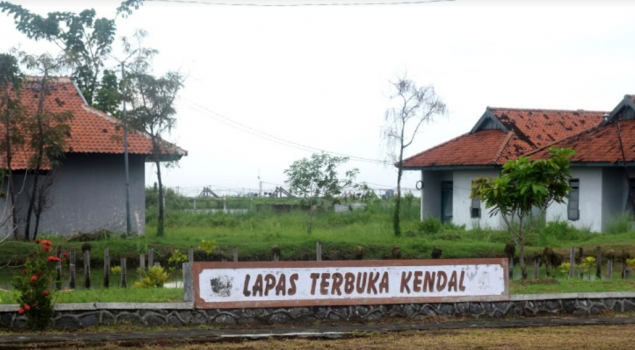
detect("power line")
[179,98,390,165]
[147,0,453,7]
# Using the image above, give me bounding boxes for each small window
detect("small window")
[470,197,481,218]
[568,179,579,221]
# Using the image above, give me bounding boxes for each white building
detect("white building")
[402,96,635,232]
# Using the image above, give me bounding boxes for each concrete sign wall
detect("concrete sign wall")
[194,259,508,309]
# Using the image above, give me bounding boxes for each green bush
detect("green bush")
[418,217,442,234]
[134,266,168,288]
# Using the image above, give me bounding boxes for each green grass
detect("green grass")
[511,278,635,294]
[0,287,183,304]
[2,201,635,267]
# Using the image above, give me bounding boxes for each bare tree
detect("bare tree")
[20,53,72,241]
[383,75,446,236]
[0,53,25,240]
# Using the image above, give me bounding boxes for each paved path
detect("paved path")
[2,317,635,348]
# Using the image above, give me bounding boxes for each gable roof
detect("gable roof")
[527,119,635,164]
[401,106,606,169]
[2,77,187,170]
[528,96,635,164]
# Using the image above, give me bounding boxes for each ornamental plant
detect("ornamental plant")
[12,240,61,330]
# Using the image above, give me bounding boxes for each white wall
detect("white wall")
[453,170,502,230]
[421,170,452,220]
[546,167,602,232]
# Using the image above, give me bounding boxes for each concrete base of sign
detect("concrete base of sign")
[1,292,635,329]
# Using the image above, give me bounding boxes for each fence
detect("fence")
[50,243,633,303]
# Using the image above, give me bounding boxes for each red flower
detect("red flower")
[18,308,24,314]
[30,275,37,282]
[48,256,61,263]
[42,240,52,246]
[35,239,40,244]
[62,252,68,258]
[22,269,27,274]
[24,304,30,311]
[43,290,50,297]
[42,245,51,252]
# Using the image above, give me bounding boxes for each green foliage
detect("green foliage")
[196,240,217,255]
[11,240,59,330]
[284,152,359,233]
[537,220,585,246]
[167,249,187,272]
[0,1,143,106]
[605,212,635,235]
[134,266,168,288]
[110,265,122,275]
[418,216,442,234]
[472,147,575,278]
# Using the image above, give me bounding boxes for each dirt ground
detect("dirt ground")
[14,324,635,350]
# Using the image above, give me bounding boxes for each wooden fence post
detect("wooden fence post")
[103,247,110,288]
[569,247,575,278]
[622,258,627,280]
[83,250,91,289]
[316,242,322,261]
[509,257,514,280]
[148,248,154,269]
[595,246,602,279]
[120,258,127,288]
[533,257,539,279]
[69,251,76,289]
[233,248,238,262]
[578,247,584,279]
[139,254,145,279]
[608,258,614,280]
[55,246,62,290]
[183,262,193,302]
[188,248,194,266]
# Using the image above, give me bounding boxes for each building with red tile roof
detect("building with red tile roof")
[0,77,186,237]
[402,97,635,232]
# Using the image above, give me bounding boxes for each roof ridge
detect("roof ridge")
[522,120,612,158]
[488,106,609,114]
[493,131,515,164]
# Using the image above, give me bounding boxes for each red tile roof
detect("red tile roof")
[2,77,186,170]
[401,129,510,168]
[528,119,635,163]
[401,108,605,168]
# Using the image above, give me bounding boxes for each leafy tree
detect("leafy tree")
[383,76,446,237]
[0,53,25,240]
[0,1,143,113]
[471,148,575,279]
[20,53,73,241]
[127,68,183,237]
[284,152,359,233]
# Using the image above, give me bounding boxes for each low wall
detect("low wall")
[1,293,635,329]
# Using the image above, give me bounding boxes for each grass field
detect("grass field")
[0,199,634,302]
[2,200,633,267]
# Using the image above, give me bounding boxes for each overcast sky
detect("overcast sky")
[2,0,635,197]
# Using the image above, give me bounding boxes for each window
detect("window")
[470,197,481,218]
[568,179,579,221]
[470,179,481,219]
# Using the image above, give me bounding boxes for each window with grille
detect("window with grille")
[568,179,579,221]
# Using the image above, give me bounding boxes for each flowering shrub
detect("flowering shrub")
[12,240,61,330]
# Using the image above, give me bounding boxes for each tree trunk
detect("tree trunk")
[153,136,164,237]
[24,169,41,241]
[394,148,404,237]
[156,158,164,237]
[2,84,18,240]
[307,202,315,234]
[518,226,527,279]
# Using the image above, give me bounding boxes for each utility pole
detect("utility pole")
[110,49,138,235]
[121,61,131,235]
